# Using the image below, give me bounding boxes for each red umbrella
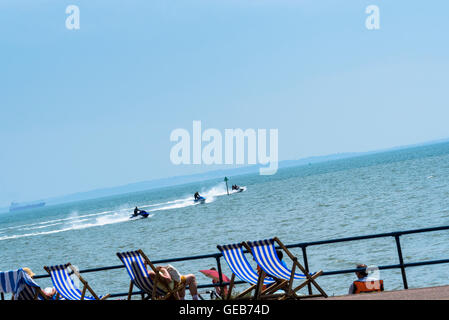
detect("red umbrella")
[199,269,230,296]
[199,269,230,283]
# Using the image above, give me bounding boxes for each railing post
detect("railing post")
[216,256,224,299]
[301,245,313,295]
[394,235,408,289]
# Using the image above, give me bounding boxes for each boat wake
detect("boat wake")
[0,183,246,241]
[0,210,152,241]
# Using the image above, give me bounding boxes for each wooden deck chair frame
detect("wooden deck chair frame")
[44,263,110,300]
[225,270,287,300]
[225,272,255,300]
[123,249,186,300]
[244,237,328,300]
[217,243,280,300]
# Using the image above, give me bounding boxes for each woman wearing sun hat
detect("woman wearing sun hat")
[21,267,57,299]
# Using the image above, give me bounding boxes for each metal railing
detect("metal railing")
[33,224,449,298]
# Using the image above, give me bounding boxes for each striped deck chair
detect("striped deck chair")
[116,250,185,300]
[245,237,328,299]
[1,269,45,300]
[43,263,110,300]
[217,243,283,300]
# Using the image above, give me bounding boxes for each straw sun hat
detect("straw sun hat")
[22,267,35,278]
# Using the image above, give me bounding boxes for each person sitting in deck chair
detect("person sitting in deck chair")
[177,273,199,300]
[256,250,288,292]
[348,264,384,294]
[146,264,199,300]
[18,267,57,300]
[147,266,173,288]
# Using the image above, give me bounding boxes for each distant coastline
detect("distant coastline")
[1,137,448,213]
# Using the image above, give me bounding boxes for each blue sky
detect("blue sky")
[1,1,448,206]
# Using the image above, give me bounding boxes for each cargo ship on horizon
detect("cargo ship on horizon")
[9,201,46,212]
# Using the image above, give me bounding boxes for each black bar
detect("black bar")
[34,224,449,279]
[315,258,449,276]
[395,235,408,289]
[34,253,221,279]
[30,224,449,297]
[285,225,449,249]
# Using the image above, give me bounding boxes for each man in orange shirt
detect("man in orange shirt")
[348,264,384,294]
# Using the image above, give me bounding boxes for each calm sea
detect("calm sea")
[1,142,449,298]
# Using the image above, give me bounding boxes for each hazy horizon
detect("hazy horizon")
[2,136,448,209]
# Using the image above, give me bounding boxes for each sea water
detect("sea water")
[1,142,449,298]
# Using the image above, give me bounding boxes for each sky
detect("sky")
[1,0,449,206]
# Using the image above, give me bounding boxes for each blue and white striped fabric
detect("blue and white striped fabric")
[16,282,44,300]
[117,251,166,297]
[16,283,64,300]
[217,243,275,285]
[0,269,38,297]
[47,264,100,300]
[17,283,39,300]
[247,239,314,281]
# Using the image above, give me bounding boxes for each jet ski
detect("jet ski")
[130,210,149,219]
[139,210,149,218]
[194,196,206,204]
